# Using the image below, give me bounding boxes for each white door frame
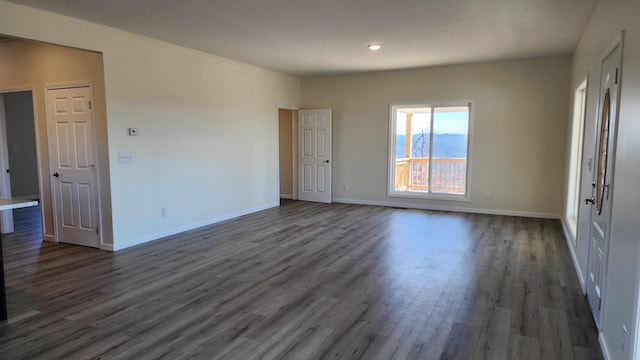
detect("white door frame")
[565,77,588,241]
[45,82,103,247]
[0,87,45,238]
[0,94,13,233]
[291,109,298,200]
[277,106,299,201]
[565,75,590,293]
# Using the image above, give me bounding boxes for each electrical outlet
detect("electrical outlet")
[484,192,491,199]
[118,153,135,163]
[161,208,168,218]
[343,184,348,191]
[621,325,627,350]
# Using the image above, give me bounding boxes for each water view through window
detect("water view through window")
[390,104,469,197]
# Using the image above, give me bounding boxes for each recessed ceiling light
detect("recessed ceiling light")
[368,43,381,50]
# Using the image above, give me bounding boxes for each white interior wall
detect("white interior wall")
[0,1,300,249]
[566,0,640,359]
[301,57,571,217]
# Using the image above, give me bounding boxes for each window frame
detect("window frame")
[387,101,473,202]
[565,78,588,243]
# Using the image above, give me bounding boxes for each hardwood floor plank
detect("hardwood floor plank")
[510,277,540,337]
[473,306,512,360]
[439,322,481,360]
[372,294,433,360]
[156,312,266,360]
[455,272,492,327]
[275,326,334,360]
[562,286,600,352]
[540,308,575,360]
[509,334,541,360]
[572,345,604,360]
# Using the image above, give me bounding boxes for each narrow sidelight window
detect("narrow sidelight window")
[565,78,588,243]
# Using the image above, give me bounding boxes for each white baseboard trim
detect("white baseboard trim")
[599,332,612,360]
[331,197,560,219]
[100,243,114,251]
[45,232,114,251]
[561,218,587,293]
[280,194,293,199]
[113,202,280,251]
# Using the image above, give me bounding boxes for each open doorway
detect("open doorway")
[0,90,42,234]
[278,108,297,203]
[0,34,111,248]
[278,107,333,204]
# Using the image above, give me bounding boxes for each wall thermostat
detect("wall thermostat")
[128,128,139,136]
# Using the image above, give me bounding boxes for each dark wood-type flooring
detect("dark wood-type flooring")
[0,201,601,359]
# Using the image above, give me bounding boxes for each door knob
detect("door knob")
[53,172,60,178]
[585,197,594,205]
[323,160,330,163]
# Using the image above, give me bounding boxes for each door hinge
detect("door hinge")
[96,227,99,235]
[89,101,92,109]
[615,68,619,85]
[598,297,602,311]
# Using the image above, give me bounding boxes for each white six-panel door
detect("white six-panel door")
[298,109,332,203]
[46,86,99,248]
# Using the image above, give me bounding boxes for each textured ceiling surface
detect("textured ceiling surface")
[5,0,597,76]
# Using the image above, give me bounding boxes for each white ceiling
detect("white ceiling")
[6,0,597,77]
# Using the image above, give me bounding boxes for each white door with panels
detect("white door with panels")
[46,86,99,248]
[585,37,622,326]
[298,109,332,203]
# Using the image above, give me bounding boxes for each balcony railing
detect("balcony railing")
[395,158,467,194]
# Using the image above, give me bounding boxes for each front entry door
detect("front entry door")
[586,37,622,326]
[46,86,99,248]
[298,109,332,203]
